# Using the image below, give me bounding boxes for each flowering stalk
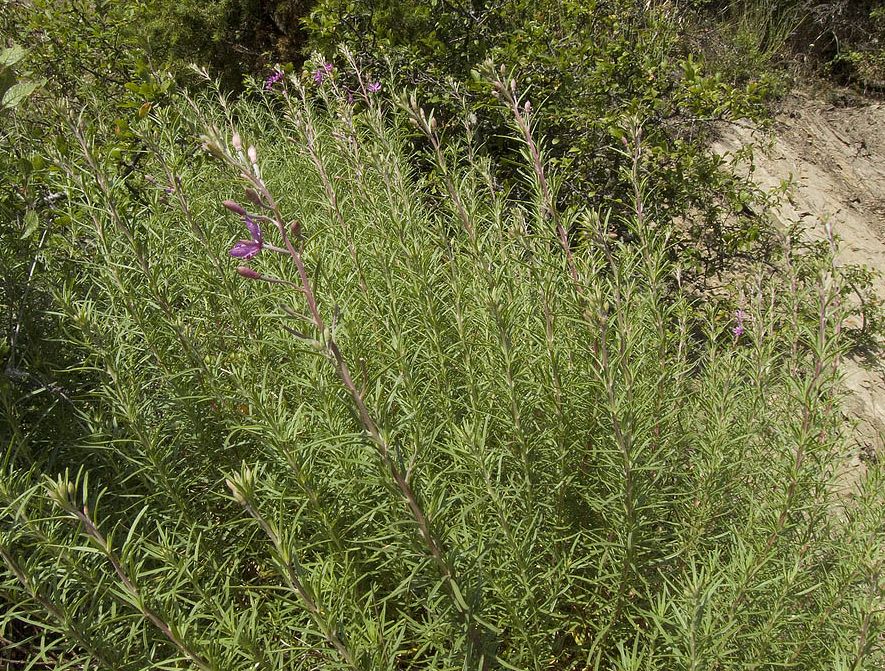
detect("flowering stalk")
[733,308,747,338]
[70,123,211,381]
[401,93,475,242]
[207,134,490,660]
[723,240,845,636]
[482,63,580,282]
[287,81,368,293]
[586,124,649,648]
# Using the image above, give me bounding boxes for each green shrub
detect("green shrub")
[135,0,314,87]
[690,0,885,90]
[1,0,143,100]
[303,1,781,277]
[1,68,881,670]
[832,3,885,89]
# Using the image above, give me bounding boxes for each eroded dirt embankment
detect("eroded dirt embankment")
[713,92,885,474]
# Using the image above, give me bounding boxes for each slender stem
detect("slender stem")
[232,153,496,666]
[236,498,359,669]
[71,506,215,671]
[0,545,119,669]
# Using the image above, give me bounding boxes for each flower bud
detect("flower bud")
[247,145,258,165]
[244,188,265,208]
[200,137,226,161]
[232,132,243,151]
[236,266,262,280]
[226,479,247,506]
[222,200,247,216]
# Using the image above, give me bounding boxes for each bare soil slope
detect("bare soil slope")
[713,92,885,472]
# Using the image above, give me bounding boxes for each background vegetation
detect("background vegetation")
[1,0,883,669]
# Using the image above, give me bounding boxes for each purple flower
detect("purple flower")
[264,70,284,90]
[732,308,747,338]
[229,216,263,259]
[367,81,381,93]
[313,62,333,85]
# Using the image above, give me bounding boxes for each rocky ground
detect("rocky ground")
[713,91,885,484]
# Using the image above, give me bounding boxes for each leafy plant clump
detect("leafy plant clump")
[2,0,789,285]
[1,64,882,670]
[688,0,885,92]
[305,0,781,274]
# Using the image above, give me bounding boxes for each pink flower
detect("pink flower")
[229,216,263,259]
[264,70,284,90]
[367,81,381,93]
[313,62,333,85]
[733,308,747,338]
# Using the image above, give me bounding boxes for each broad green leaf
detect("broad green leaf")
[21,210,40,240]
[1,80,41,109]
[0,44,26,67]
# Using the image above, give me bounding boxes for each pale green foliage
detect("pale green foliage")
[0,71,882,670]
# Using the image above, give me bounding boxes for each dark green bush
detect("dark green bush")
[304,0,779,277]
[136,0,314,87]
